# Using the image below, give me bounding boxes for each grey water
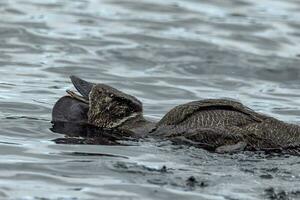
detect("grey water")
[0,0,300,199]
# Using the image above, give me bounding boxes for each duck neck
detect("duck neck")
[119,114,155,137]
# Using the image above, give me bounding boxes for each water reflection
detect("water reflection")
[51,121,133,145]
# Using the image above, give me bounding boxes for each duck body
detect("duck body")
[152,99,300,153]
[52,76,300,154]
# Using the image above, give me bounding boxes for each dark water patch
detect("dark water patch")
[0,118,52,139]
[67,160,94,163]
[0,60,41,67]
[259,174,273,179]
[0,141,20,145]
[0,102,50,114]
[0,83,16,90]
[4,27,65,46]
[9,21,50,30]
[108,33,212,48]
[21,89,56,95]
[4,8,26,15]
[4,116,49,121]
[212,22,269,32]
[0,26,25,38]
[111,161,169,175]
[272,108,300,117]
[45,66,105,77]
[62,151,128,159]
[67,38,125,48]
[0,43,43,54]
[0,144,28,157]
[229,13,248,18]
[255,67,300,82]
[22,1,65,9]
[228,34,282,50]
[108,0,191,14]
[53,44,88,55]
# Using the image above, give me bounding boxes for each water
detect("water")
[0,0,300,199]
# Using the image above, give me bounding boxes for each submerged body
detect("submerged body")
[52,76,300,154]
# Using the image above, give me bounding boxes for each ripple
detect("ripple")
[0,0,300,199]
[0,102,50,114]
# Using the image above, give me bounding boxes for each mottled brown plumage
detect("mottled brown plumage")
[152,99,300,153]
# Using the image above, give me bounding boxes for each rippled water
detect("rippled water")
[1,0,300,199]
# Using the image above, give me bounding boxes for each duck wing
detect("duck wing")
[157,99,268,127]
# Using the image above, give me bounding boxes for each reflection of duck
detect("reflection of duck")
[52,76,300,154]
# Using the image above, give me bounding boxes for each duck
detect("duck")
[52,76,300,154]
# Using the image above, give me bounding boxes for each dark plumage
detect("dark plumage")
[152,99,300,153]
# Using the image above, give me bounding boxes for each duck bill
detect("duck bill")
[70,75,94,100]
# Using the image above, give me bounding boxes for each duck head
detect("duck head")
[52,76,143,129]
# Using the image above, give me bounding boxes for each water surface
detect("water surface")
[0,0,300,199]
